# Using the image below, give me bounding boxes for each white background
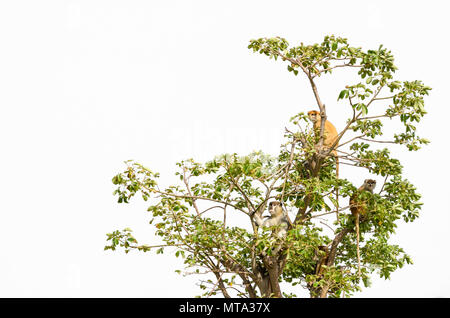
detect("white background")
[0,0,449,297]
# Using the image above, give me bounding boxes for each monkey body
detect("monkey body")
[349,179,376,277]
[253,201,289,239]
[308,110,340,219]
[315,245,329,276]
[307,110,339,156]
[350,179,377,219]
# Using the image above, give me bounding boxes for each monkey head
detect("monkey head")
[268,201,283,217]
[307,110,320,123]
[362,179,376,192]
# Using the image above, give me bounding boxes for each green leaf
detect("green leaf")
[361,105,368,116]
[338,89,348,100]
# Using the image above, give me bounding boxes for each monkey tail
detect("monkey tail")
[355,213,361,277]
[334,152,339,221]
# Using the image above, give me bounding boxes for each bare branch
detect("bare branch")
[148,187,249,216]
[357,114,390,121]
[224,163,257,213]
[313,63,363,78]
[324,84,385,158]
[378,174,390,194]
[337,135,365,149]
[359,138,396,144]
[208,269,231,298]
[280,139,297,226]
[182,167,201,216]
[373,95,395,101]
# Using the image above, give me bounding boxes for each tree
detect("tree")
[105,35,431,298]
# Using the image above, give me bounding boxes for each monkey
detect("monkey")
[251,202,288,296]
[307,110,339,154]
[349,179,376,277]
[307,110,340,219]
[306,244,332,297]
[252,201,289,239]
[314,245,330,276]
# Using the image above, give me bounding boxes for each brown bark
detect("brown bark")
[262,256,282,298]
[313,228,351,298]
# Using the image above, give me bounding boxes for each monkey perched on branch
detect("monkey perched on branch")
[307,110,340,219]
[349,179,376,277]
[252,201,289,239]
[314,245,330,277]
[307,110,339,156]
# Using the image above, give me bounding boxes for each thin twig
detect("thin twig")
[359,138,396,144]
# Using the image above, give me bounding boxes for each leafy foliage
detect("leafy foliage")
[105,35,430,298]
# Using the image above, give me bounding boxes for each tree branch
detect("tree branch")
[359,138,396,144]
[324,84,385,159]
[182,167,201,216]
[313,63,362,78]
[148,187,249,216]
[209,269,231,298]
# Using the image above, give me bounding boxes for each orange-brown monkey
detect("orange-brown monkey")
[307,110,340,219]
[307,110,339,154]
[349,179,376,277]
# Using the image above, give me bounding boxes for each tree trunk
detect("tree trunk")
[258,274,273,298]
[308,228,351,298]
[255,256,283,298]
[264,256,282,298]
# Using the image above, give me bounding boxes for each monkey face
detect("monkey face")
[307,110,320,123]
[268,201,282,216]
[364,179,377,192]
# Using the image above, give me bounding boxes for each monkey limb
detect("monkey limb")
[349,179,376,277]
[307,110,340,220]
[354,212,361,277]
